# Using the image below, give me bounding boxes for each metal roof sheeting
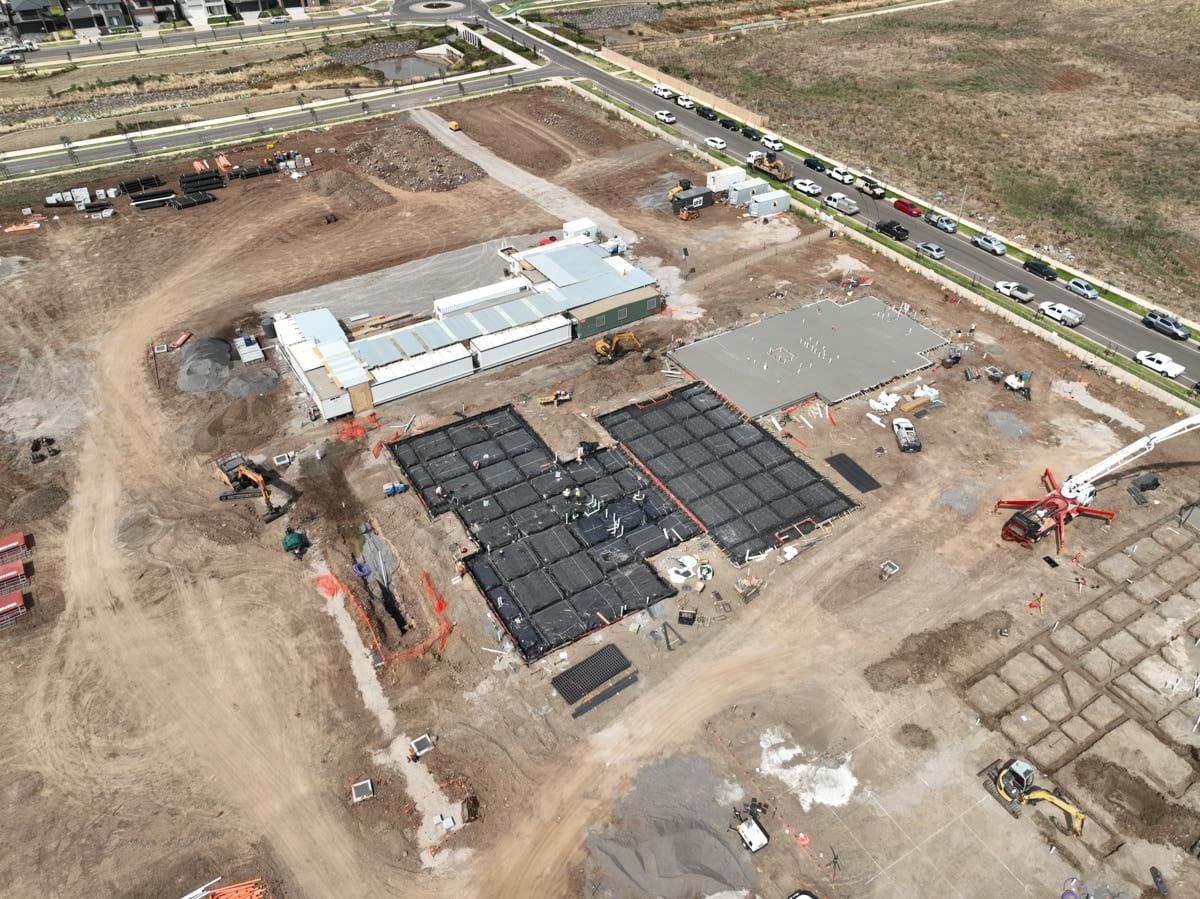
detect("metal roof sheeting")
[287,308,345,346]
[288,340,325,372]
[372,343,473,385]
[320,339,370,388]
[469,314,572,352]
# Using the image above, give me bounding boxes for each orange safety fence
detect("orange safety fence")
[209,880,270,899]
[315,569,452,666]
[372,431,402,458]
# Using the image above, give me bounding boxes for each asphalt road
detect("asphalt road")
[11,0,1200,388]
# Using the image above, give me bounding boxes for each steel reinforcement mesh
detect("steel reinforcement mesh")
[598,383,856,561]
[387,406,700,661]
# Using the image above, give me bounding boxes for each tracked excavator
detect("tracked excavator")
[995,412,1200,551]
[981,758,1087,836]
[216,452,285,522]
[593,331,642,365]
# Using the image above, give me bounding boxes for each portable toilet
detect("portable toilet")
[748,189,791,217]
[728,177,769,206]
[671,186,714,213]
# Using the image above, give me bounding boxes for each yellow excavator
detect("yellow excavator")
[981,758,1087,836]
[216,452,285,523]
[666,178,692,203]
[593,331,641,365]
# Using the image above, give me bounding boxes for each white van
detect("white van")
[761,134,784,152]
[651,83,674,99]
[737,818,769,852]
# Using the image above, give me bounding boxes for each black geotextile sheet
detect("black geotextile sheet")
[825,453,882,493]
[552,644,631,704]
[387,406,700,661]
[598,383,856,561]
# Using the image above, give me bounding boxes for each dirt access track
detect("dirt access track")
[1,84,1198,899]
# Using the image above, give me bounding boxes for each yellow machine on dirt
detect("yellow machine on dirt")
[216,452,285,523]
[666,178,692,202]
[679,208,700,221]
[981,758,1087,836]
[593,332,641,365]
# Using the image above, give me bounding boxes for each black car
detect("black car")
[696,106,717,120]
[719,117,740,131]
[875,219,909,242]
[1022,258,1058,281]
[741,126,763,141]
[803,157,826,173]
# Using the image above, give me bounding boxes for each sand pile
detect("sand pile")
[587,756,752,898]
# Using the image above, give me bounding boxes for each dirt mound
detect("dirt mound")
[1074,757,1200,848]
[191,395,280,455]
[346,122,485,192]
[224,366,280,400]
[896,724,936,750]
[7,484,69,524]
[587,755,752,898]
[864,610,1013,691]
[305,168,396,212]
[176,338,233,395]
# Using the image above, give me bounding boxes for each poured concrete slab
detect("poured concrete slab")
[670,296,945,417]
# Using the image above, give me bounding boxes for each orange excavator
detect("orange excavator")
[216,452,285,522]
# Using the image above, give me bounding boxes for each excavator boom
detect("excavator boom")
[1024,789,1086,836]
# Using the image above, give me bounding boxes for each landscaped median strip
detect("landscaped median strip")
[570,77,1197,408]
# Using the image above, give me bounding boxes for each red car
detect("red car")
[893,198,922,217]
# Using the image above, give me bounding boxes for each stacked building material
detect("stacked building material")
[227,164,278,180]
[170,191,216,210]
[179,170,226,192]
[119,174,164,193]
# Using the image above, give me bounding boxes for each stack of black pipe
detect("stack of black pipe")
[119,174,163,194]
[179,170,226,193]
[170,191,216,210]
[129,187,176,210]
[227,164,278,180]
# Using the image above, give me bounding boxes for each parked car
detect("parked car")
[652,84,674,99]
[893,198,922,217]
[923,210,957,233]
[696,106,718,120]
[268,14,290,22]
[994,281,1035,303]
[917,242,945,260]
[824,193,860,215]
[761,134,784,152]
[741,126,763,141]
[1066,277,1099,300]
[830,166,854,184]
[791,178,822,196]
[892,417,921,452]
[719,117,740,131]
[875,220,909,241]
[1136,351,1186,378]
[654,110,677,124]
[971,234,1006,256]
[1143,309,1191,340]
[855,177,885,199]
[1022,258,1058,281]
[0,52,16,65]
[704,137,727,150]
[675,95,695,109]
[802,157,826,173]
[1039,301,1085,327]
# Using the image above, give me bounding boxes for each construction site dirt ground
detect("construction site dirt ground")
[1,84,1198,899]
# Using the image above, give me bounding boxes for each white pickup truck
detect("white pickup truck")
[1135,351,1186,379]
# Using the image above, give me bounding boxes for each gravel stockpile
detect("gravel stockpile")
[325,39,419,66]
[304,168,397,211]
[224,366,280,400]
[346,121,485,192]
[563,3,661,30]
[176,338,233,395]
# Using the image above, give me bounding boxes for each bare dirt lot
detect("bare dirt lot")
[635,0,1200,316]
[1,84,1199,899]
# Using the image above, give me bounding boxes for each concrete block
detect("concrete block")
[1184,578,1200,603]
[1181,542,1200,570]
[966,674,1018,715]
[1157,555,1198,585]
[1099,630,1147,665]
[1031,643,1063,672]
[999,704,1050,745]
[1161,638,1193,670]
[1061,716,1095,743]
[1132,654,1184,691]
[1100,592,1142,623]
[1096,552,1140,582]
[1062,670,1097,709]
[1084,719,1192,796]
[1027,730,1075,769]
[1153,525,1194,550]
[1073,608,1114,640]
[1125,538,1170,566]
[1114,672,1173,716]
[1049,624,1089,654]
[1157,592,1200,624]
[1079,646,1117,681]
[1159,709,1200,749]
[1032,682,1071,721]
[1127,612,1179,647]
[1129,572,1172,603]
[997,652,1055,694]
[1080,694,1123,729]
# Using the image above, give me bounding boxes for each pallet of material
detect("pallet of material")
[119,174,163,193]
[227,164,278,180]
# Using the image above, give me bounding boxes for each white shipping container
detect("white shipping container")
[705,166,745,194]
[470,315,572,371]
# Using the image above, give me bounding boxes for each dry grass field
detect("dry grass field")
[636,0,1200,313]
